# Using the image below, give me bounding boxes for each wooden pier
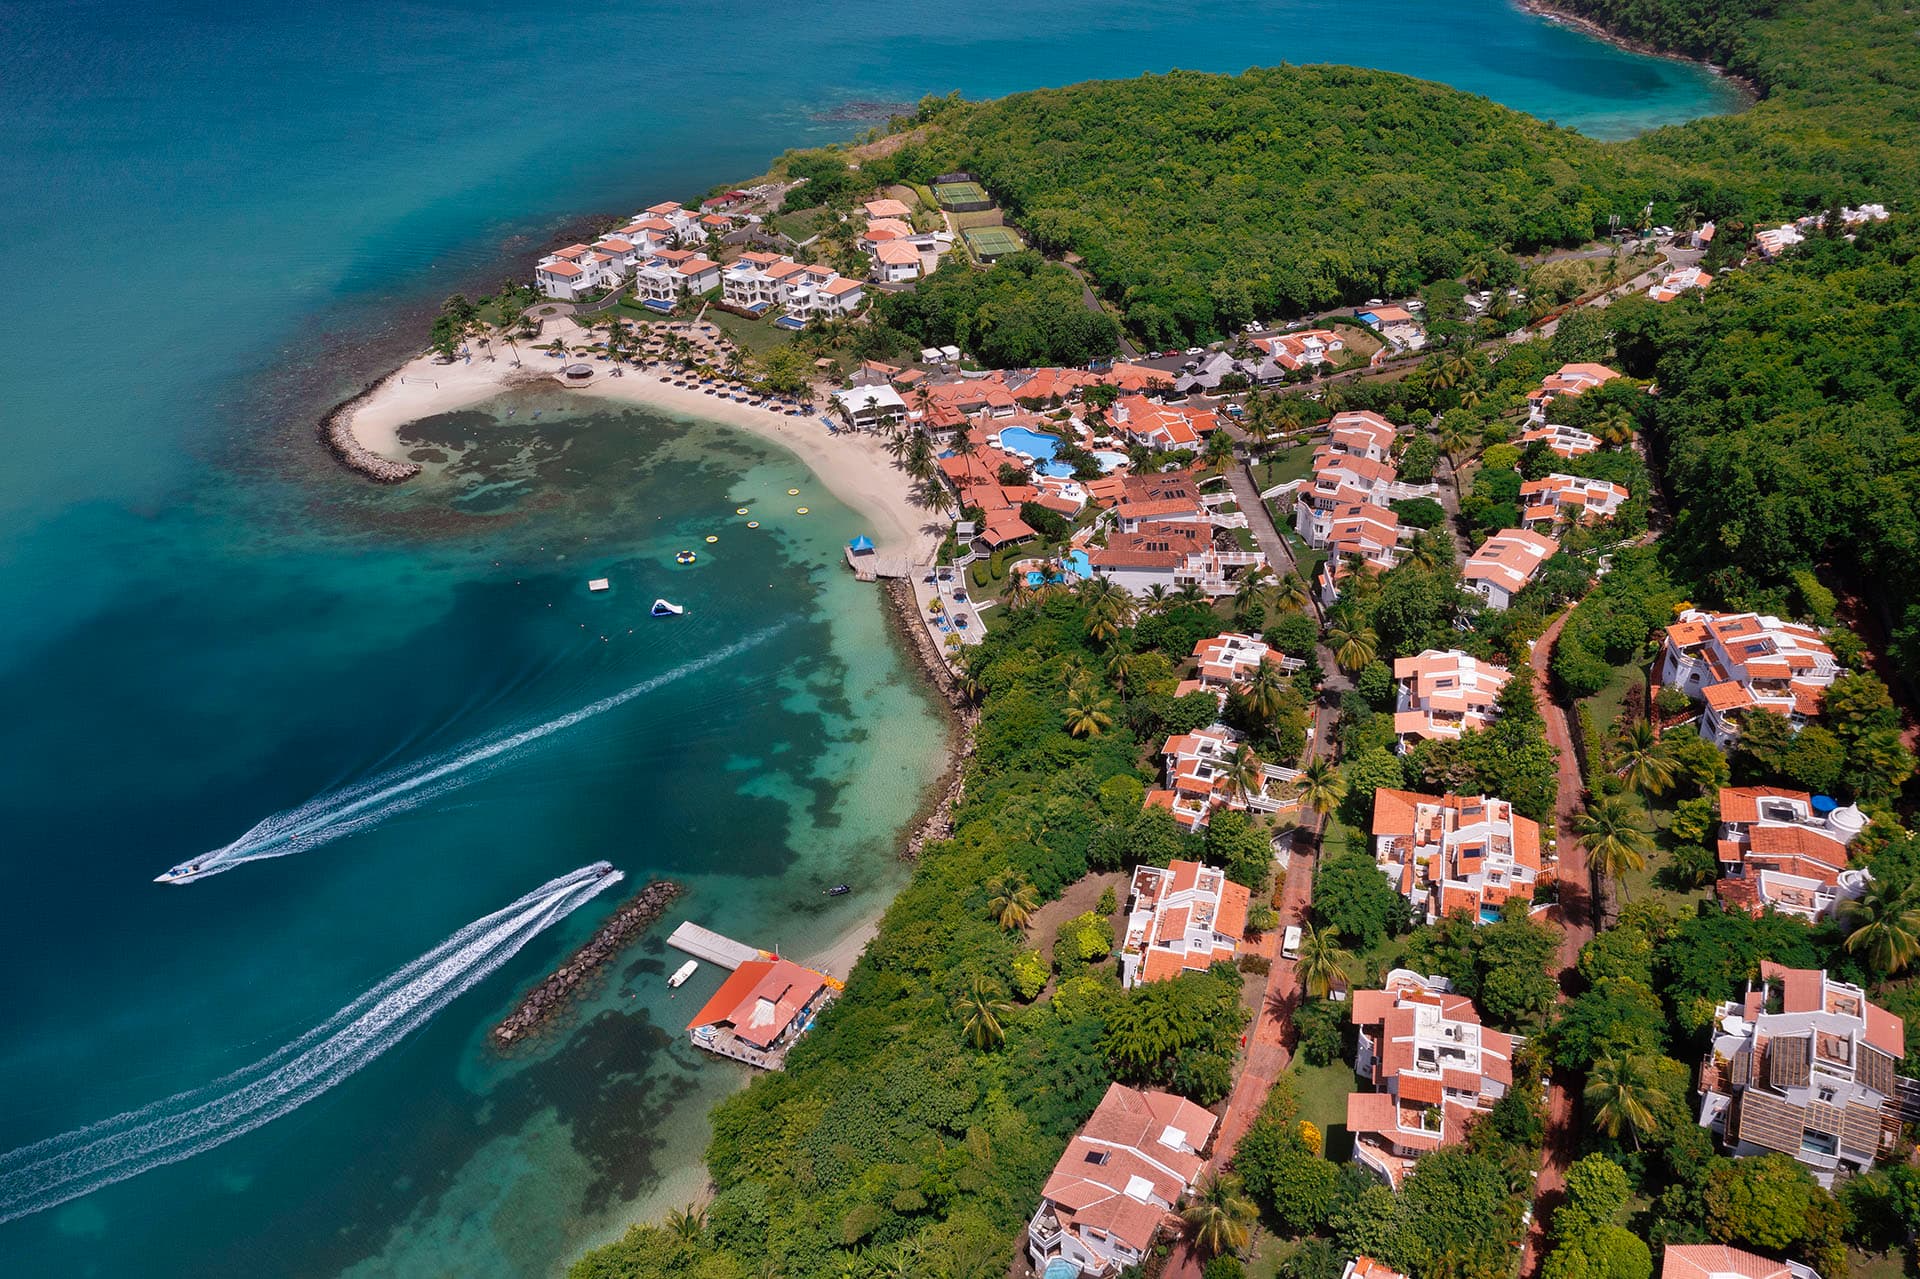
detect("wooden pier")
[845,546,911,580]
[666,921,763,970]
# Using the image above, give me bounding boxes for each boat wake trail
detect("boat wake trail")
[0,862,624,1226]
[158,628,778,883]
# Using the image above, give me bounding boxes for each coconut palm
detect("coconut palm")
[954,977,1014,1050]
[1174,581,1209,609]
[986,870,1038,931]
[1839,880,1920,975]
[1294,923,1354,998]
[1614,721,1677,796]
[1242,659,1288,724]
[951,431,979,459]
[1182,1175,1256,1260]
[665,1202,706,1242]
[1402,529,1453,573]
[1141,584,1172,616]
[1437,416,1476,469]
[1005,572,1037,611]
[1585,1052,1662,1149]
[1325,608,1378,676]
[1574,794,1654,898]
[1598,406,1637,447]
[1063,686,1115,738]
[1319,386,1347,414]
[1086,593,1133,645]
[1234,566,1272,621]
[1223,744,1266,808]
[1106,650,1140,701]
[1297,756,1344,818]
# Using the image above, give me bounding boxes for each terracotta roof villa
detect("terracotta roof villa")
[1697,962,1906,1185]
[1026,1082,1216,1278]
[1143,725,1301,831]
[1518,422,1601,459]
[1344,1257,1411,1279]
[1462,528,1558,610]
[1371,788,1545,925]
[1661,1245,1816,1279]
[685,956,834,1070]
[1393,650,1510,748]
[1175,631,1307,701]
[1659,609,1844,748]
[1088,523,1265,601]
[1348,970,1515,1188]
[1714,786,1870,920]
[1119,859,1253,986]
[1526,361,1619,420]
[1519,474,1629,530]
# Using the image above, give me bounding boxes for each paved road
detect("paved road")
[1518,608,1596,1278]
[1227,462,1298,577]
[1062,261,1141,359]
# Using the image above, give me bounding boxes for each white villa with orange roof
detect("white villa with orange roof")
[1649,265,1713,302]
[1295,415,1435,549]
[1120,860,1253,986]
[863,197,912,220]
[1393,650,1510,748]
[1177,632,1306,702]
[870,239,926,283]
[1659,609,1844,747]
[1316,503,1409,606]
[1348,970,1515,1188]
[1144,725,1300,830]
[1322,410,1398,462]
[1109,396,1220,452]
[634,249,722,309]
[1526,362,1619,421]
[1026,1082,1216,1278]
[1462,528,1558,610]
[1371,789,1544,925]
[1696,962,1905,1184]
[1518,423,1601,459]
[1089,524,1265,601]
[535,244,618,301]
[1344,1258,1410,1279]
[685,955,834,1070]
[1519,474,1628,530]
[1254,328,1345,371]
[1712,786,1869,920]
[1113,472,1208,531]
[1662,1245,1816,1279]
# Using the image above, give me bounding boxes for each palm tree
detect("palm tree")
[1242,659,1288,724]
[1141,584,1172,616]
[1182,1175,1256,1260]
[1325,608,1378,676]
[1174,581,1209,609]
[1585,1053,1661,1149]
[665,1202,706,1242]
[986,870,1038,931]
[923,483,957,518]
[1574,794,1654,900]
[1320,386,1347,414]
[954,977,1014,1050]
[1615,721,1677,796]
[1005,572,1037,611]
[1265,570,1311,615]
[1839,881,1920,976]
[1234,565,1272,621]
[1297,756,1344,818]
[1598,405,1637,448]
[1403,529,1452,573]
[1294,923,1354,998]
[1224,744,1266,808]
[1437,416,1476,470]
[951,431,979,459]
[1064,686,1115,738]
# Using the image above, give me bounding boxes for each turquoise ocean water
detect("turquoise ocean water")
[0,2,1735,1274]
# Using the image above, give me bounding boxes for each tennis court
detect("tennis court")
[963,226,1024,261]
[934,180,992,210]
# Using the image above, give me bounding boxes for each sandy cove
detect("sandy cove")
[331,318,943,562]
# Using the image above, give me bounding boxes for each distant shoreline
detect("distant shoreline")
[1513,0,1761,106]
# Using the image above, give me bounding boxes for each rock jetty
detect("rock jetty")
[490,878,682,1051]
[318,370,423,484]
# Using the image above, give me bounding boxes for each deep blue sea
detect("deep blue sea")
[0,2,1735,1274]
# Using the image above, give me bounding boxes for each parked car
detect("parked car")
[1282,925,1303,960]
[1185,346,1204,356]
[1366,297,1384,307]
[1224,404,1245,418]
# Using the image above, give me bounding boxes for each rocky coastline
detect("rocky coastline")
[490,878,683,1051]
[318,368,424,484]
[1514,0,1761,102]
[881,577,978,859]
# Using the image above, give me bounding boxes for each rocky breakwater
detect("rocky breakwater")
[490,878,683,1051]
[319,369,423,484]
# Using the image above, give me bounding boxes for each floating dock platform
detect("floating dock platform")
[666,921,762,970]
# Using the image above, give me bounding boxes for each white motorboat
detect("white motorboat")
[651,599,684,617]
[154,862,209,885]
[668,959,698,988]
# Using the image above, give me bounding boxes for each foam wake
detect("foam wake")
[0,862,624,1225]
[157,628,777,883]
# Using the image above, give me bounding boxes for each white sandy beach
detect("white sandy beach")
[340,317,942,562]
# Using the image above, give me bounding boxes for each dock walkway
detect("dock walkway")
[667,922,762,970]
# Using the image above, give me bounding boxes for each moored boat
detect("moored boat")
[651,599,684,616]
[669,959,698,987]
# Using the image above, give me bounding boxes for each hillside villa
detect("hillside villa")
[1696,962,1906,1185]
[1658,609,1844,747]
[1714,786,1870,920]
[1518,423,1601,459]
[1526,362,1619,421]
[1462,529,1558,610]
[1253,328,1346,371]
[1316,503,1410,607]
[1144,724,1301,831]
[1088,524,1266,600]
[1370,788,1545,925]
[1119,859,1252,986]
[1175,631,1307,702]
[1649,266,1713,302]
[1519,474,1629,530]
[1026,1083,1216,1278]
[1393,650,1510,748]
[1348,969,1516,1188]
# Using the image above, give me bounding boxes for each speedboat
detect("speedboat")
[651,599,685,617]
[825,884,851,897]
[154,863,206,885]
[668,959,698,988]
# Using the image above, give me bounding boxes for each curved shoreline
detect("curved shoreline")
[325,323,940,562]
[1513,0,1761,104]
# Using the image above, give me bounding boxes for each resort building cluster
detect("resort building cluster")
[1290,410,1436,605]
[1392,649,1510,747]
[1712,786,1869,919]
[1370,788,1545,924]
[1658,608,1845,746]
[1118,860,1252,986]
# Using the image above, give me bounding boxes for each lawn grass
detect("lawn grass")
[774,204,831,243]
[1287,1060,1358,1160]
[1584,660,1643,740]
[1848,1250,1914,1279]
[1329,321,1383,361]
[703,307,794,360]
[1252,444,1316,490]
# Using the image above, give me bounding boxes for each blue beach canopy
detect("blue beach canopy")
[848,535,875,553]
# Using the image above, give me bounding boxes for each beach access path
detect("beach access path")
[337,318,942,564]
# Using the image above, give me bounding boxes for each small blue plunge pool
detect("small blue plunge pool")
[998,426,1060,461]
[1026,550,1093,586]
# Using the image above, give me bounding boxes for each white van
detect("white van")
[1281,925,1302,960]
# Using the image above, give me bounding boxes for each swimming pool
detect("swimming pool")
[1025,550,1094,586]
[997,426,1061,461]
[1036,460,1076,478]
[1093,450,1129,472]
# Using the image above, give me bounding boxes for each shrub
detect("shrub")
[1012,949,1049,1000]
